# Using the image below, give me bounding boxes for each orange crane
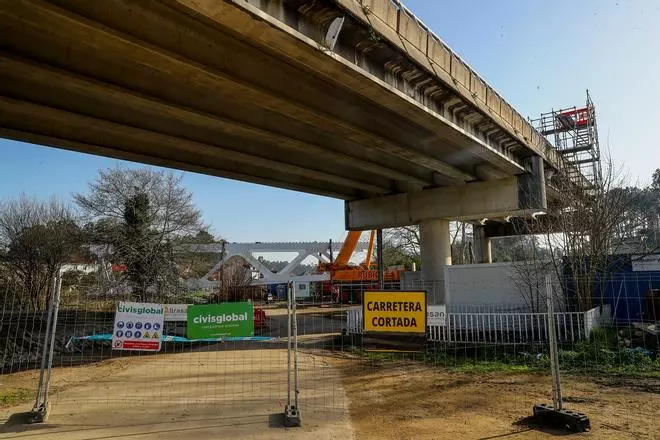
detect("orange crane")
[317,231,402,302]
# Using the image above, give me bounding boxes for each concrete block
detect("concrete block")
[486,87,502,115]
[500,102,513,127]
[428,36,451,73]
[398,10,427,53]
[522,122,532,141]
[284,405,302,427]
[470,73,487,103]
[445,263,523,306]
[360,0,398,30]
[512,111,523,133]
[450,54,469,87]
[345,176,546,229]
[345,193,410,230]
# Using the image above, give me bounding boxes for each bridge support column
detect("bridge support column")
[420,219,451,304]
[473,225,492,264]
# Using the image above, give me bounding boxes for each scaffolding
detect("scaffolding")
[531,91,602,188]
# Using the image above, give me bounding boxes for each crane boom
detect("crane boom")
[363,230,375,268]
[333,231,363,266]
[316,229,403,303]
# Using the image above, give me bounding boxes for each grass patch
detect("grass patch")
[454,362,533,374]
[0,388,32,407]
[342,327,660,379]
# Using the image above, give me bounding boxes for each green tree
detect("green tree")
[172,230,221,279]
[121,192,156,298]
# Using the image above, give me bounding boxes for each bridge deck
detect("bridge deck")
[0,0,583,204]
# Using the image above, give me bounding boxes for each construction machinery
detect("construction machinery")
[316,230,403,303]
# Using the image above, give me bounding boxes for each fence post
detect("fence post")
[293,284,299,410]
[546,275,563,410]
[286,281,291,406]
[584,308,591,339]
[284,281,301,427]
[30,272,62,423]
[43,273,63,407]
[32,275,56,418]
[533,280,590,432]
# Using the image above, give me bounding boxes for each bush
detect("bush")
[61,270,85,287]
[420,338,657,378]
[589,326,618,348]
[174,290,211,304]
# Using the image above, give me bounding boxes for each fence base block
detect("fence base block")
[284,405,302,427]
[28,403,50,424]
[533,404,590,432]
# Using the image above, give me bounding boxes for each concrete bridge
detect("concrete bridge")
[0,0,581,300]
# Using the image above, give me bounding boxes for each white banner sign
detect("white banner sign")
[427,305,447,327]
[632,254,660,272]
[164,304,188,321]
[112,302,164,351]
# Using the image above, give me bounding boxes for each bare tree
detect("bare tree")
[383,226,421,269]
[514,156,649,311]
[213,256,260,302]
[75,167,202,237]
[75,167,204,298]
[507,236,557,312]
[384,222,474,268]
[0,196,81,309]
[451,222,473,264]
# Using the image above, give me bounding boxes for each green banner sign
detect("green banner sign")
[187,302,254,339]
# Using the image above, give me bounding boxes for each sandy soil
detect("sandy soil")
[2,351,658,439]
[0,349,353,440]
[340,360,660,440]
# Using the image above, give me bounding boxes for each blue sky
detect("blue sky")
[1,0,658,241]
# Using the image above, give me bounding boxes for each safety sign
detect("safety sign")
[363,291,426,333]
[112,302,164,351]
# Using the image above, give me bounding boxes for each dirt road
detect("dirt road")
[1,349,354,440]
[261,309,346,338]
[2,351,658,439]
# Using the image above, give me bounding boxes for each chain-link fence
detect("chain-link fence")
[1,271,658,437]
[1,276,353,429]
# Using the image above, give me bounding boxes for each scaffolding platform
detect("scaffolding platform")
[530,91,602,188]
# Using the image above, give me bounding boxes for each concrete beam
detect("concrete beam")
[0,128,353,200]
[345,174,547,229]
[518,156,547,211]
[482,215,562,238]
[3,0,473,183]
[0,96,392,195]
[0,54,430,188]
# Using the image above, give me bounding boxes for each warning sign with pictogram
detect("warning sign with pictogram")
[112,302,164,352]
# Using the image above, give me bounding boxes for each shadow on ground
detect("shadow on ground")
[1,412,59,434]
[510,415,579,436]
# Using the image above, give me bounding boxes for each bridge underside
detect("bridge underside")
[0,0,533,204]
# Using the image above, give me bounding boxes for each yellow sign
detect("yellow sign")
[363,291,426,333]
